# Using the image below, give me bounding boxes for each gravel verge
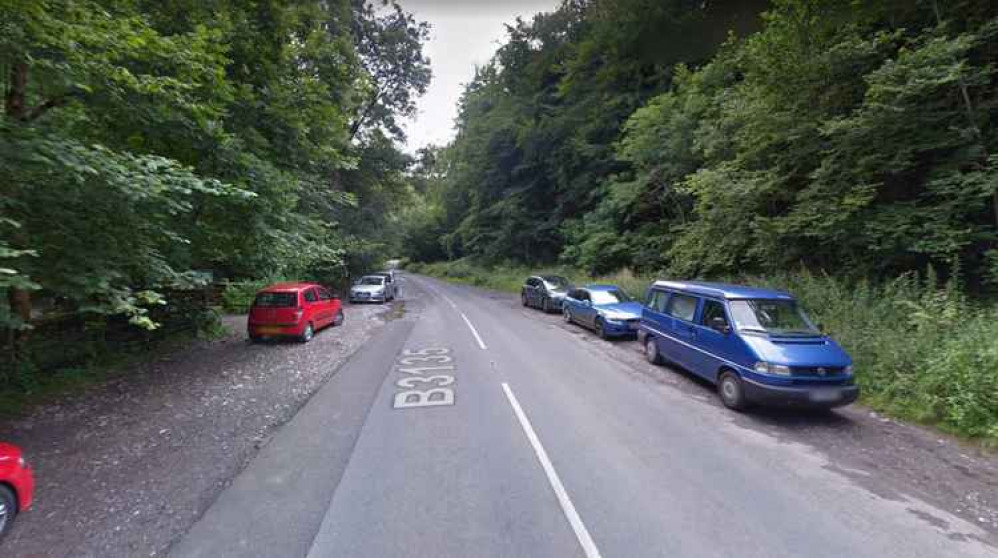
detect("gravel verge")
[0,301,395,558]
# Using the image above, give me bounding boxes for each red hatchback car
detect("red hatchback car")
[247,282,343,342]
[0,442,34,542]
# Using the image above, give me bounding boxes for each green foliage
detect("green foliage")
[2,0,430,336]
[219,280,274,314]
[194,307,227,340]
[410,0,998,288]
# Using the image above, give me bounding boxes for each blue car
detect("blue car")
[562,285,644,338]
[637,281,859,410]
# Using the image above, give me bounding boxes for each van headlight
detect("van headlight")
[844,365,854,375]
[754,362,791,376]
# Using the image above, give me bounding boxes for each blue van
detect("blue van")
[637,281,859,410]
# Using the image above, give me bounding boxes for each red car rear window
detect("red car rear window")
[253,292,298,307]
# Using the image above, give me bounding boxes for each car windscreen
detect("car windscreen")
[590,289,630,305]
[728,299,819,336]
[253,292,297,307]
[359,277,384,285]
[542,276,570,291]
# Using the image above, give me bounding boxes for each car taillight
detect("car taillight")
[294,307,304,320]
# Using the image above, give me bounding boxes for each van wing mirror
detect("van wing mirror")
[710,316,731,334]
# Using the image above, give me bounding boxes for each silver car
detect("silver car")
[350,275,395,303]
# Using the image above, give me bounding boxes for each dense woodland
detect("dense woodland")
[2,0,428,333]
[403,0,998,289]
[2,1,998,438]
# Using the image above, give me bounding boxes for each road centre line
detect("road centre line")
[419,277,487,350]
[501,382,603,558]
[460,312,488,350]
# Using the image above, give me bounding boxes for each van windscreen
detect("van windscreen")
[729,299,818,336]
[253,292,297,307]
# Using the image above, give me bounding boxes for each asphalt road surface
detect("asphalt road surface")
[169,273,997,558]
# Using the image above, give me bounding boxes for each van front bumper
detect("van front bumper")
[742,378,859,409]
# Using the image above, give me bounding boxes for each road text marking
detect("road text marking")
[392,348,455,409]
[501,382,603,558]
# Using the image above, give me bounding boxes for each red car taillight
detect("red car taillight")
[294,307,304,320]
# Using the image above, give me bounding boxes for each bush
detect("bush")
[220,280,271,314]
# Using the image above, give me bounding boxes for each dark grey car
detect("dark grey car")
[521,275,572,312]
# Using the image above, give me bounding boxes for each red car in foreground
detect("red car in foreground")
[247,282,344,343]
[0,443,34,542]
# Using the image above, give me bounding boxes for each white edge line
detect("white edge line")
[460,312,488,350]
[501,382,603,558]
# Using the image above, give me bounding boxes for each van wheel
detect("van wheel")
[563,308,573,324]
[0,484,16,542]
[718,371,748,411]
[644,337,663,365]
[333,310,344,326]
[300,323,314,343]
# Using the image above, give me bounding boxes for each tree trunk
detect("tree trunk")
[5,62,28,119]
[5,61,34,352]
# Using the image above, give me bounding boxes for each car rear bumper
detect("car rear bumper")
[247,322,305,337]
[742,377,859,408]
[350,294,387,303]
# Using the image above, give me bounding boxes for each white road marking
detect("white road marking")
[501,382,603,558]
[460,312,488,350]
[414,276,486,350]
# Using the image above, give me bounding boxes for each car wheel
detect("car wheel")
[718,370,748,411]
[595,318,608,339]
[645,336,663,365]
[333,310,344,326]
[563,308,573,324]
[0,484,16,543]
[300,322,315,343]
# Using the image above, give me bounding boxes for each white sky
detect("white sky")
[400,0,560,153]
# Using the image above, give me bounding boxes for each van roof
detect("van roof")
[651,280,794,300]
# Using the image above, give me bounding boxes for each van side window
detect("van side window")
[304,289,318,303]
[318,288,331,301]
[701,299,728,327]
[647,290,669,313]
[665,293,698,322]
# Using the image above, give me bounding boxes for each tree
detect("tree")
[349,0,431,141]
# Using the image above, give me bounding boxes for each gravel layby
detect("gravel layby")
[0,302,395,558]
[469,280,998,538]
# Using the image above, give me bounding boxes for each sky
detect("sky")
[400,0,560,153]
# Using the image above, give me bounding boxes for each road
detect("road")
[170,273,998,558]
